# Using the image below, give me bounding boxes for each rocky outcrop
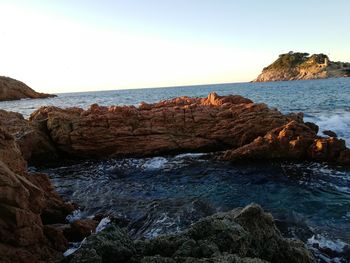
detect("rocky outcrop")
[29,92,350,165]
[65,204,314,263]
[222,121,350,165]
[29,93,297,158]
[0,126,81,262]
[0,109,59,165]
[0,76,56,101]
[254,52,350,82]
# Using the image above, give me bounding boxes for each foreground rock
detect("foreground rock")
[0,126,91,262]
[0,76,56,101]
[29,92,350,165]
[254,52,350,82]
[0,109,59,164]
[65,204,314,263]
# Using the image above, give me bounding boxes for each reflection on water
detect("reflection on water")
[35,153,350,262]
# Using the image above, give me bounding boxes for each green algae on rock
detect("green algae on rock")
[65,204,314,263]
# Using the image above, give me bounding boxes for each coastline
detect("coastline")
[1,92,350,262]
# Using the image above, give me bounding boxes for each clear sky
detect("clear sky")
[0,0,349,93]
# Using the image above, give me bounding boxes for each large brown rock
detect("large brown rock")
[0,76,56,101]
[29,92,350,166]
[29,93,296,159]
[222,121,350,165]
[0,109,58,164]
[0,127,73,262]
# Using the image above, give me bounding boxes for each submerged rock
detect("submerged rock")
[0,76,56,101]
[65,204,314,263]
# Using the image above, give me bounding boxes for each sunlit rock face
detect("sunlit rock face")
[29,93,295,158]
[30,92,350,165]
[222,120,350,165]
[254,52,350,82]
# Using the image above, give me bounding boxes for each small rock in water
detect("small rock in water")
[323,130,338,137]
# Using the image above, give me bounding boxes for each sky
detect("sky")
[0,0,349,93]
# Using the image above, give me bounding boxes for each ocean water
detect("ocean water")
[3,78,350,262]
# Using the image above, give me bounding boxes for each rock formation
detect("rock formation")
[65,204,314,263]
[1,92,350,261]
[222,120,350,164]
[0,76,56,101]
[29,92,350,165]
[254,52,350,82]
[0,124,96,262]
[0,109,59,165]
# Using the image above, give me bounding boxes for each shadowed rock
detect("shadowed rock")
[0,76,56,101]
[0,127,76,263]
[322,130,337,138]
[65,204,314,263]
[0,109,59,165]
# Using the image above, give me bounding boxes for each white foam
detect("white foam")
[95,217,111,233]
[63,238,87,257]
[313,113,350,145]
[142,157,168,170]
[307,234,348,253]
[174,153,206,159]
[66,210,82,223]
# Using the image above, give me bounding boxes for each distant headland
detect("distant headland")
[254,52,350,82]
[0,76,56,101]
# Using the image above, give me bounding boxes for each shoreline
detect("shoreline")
[1,92,350,262]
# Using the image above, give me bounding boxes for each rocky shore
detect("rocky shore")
[1,92,349,262]
[65,204,314,263]
[0,76,56,101]
[27,92,350,165]
[254,52,350,82]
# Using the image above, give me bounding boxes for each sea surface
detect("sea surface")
[2,78,350,262]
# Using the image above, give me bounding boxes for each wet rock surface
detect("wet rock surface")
[65,204,314,263]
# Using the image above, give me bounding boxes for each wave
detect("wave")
[305,112,350,145]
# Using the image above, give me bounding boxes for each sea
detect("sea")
[2,78,350,262]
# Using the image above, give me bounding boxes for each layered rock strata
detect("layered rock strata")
[29,92,350,165]
[0,127,95,262]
